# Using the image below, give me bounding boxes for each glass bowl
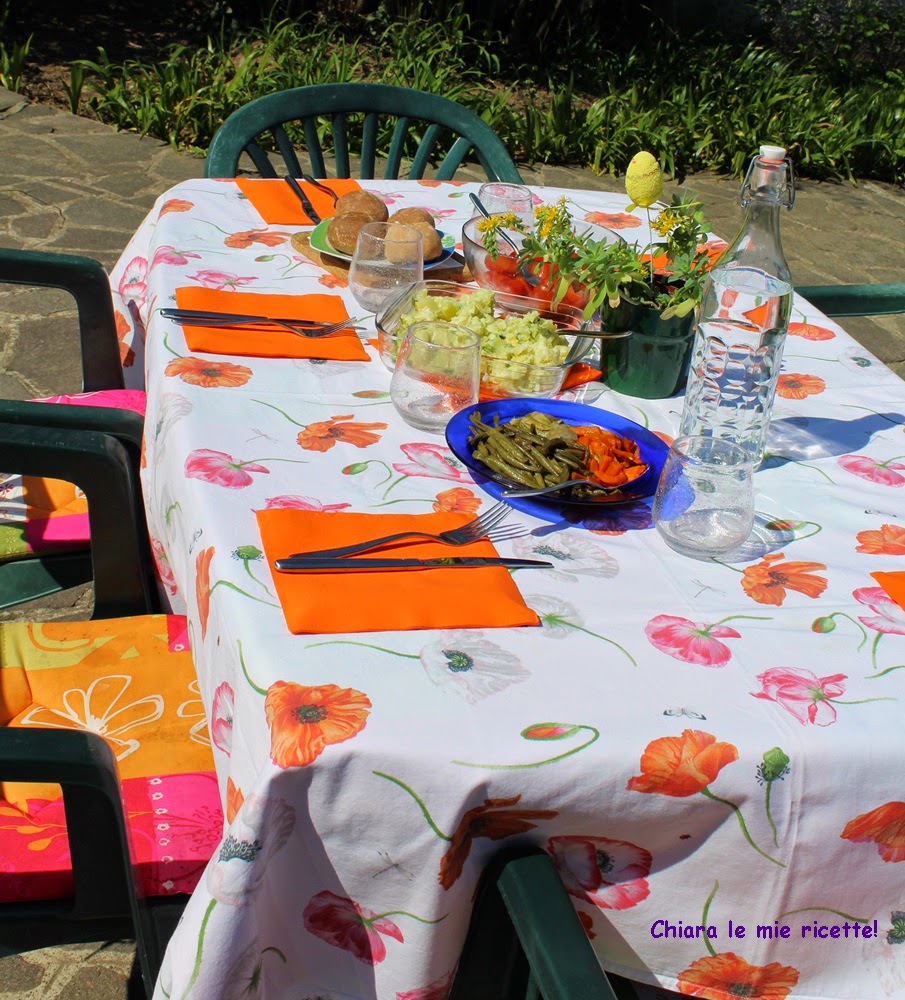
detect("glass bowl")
[375,280,596,399]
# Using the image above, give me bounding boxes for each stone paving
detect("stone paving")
[0,86,903,997]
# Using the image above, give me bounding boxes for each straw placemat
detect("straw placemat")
[290,232,472,284]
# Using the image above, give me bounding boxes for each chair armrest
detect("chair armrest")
[0,727,135,921]
[797,282,905,317]
[0,248,124,392]
[0,421,155,617]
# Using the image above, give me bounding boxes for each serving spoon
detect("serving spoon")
[468,193,540,287]
[500,473,647,499]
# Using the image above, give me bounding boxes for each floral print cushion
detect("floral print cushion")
[0,388,146,563]
[0,613,223,903]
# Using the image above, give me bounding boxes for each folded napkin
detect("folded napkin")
[173,287,369,361]
[256,508,540,634]
[235,178,362,225]
[871,571,905,611]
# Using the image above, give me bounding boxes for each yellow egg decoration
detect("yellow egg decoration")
[625,151,663,209]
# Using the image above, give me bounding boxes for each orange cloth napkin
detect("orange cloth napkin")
[173,287,369,361]
[871,571,905,611]
[256,508,540,634]
[235,178,362,225]
[561,362,602,391]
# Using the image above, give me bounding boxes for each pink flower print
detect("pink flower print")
[853,586,905,636]
[118,256,148,302]
[392,442,470,483]
[211,683,234,755]
[151,245,202,268]
[430,208,457,220]
[547,835,652,910]
[751,666,847,726]
[303,890,403,965]
[837,454,905,487]
[151,537,178,595]
[187,270,258,290]
[645,615,741,667]
[263,494,352,511]
[396,970,454,1000]
[184,449,270,488]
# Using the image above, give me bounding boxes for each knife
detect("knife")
[284,175,321,224]
[159,308,363,330]
[273,556,553,572]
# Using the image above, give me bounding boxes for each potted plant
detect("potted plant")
[476,153,723,398]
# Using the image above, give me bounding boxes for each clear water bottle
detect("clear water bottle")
[679,145,795,464]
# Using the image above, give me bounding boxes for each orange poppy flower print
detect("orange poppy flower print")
[319,273,347,289]
[856,523,905,555]
[297,414,387,452]
[433,488,480,514]
[265,682,371,768]
[196,546,214,639]
[226,777,244,824]
[114,310,136,368]
[841,801,905,862]
[165,357,253,388]
[159,198,193,217]
[224,229,293,248]
[677,952,799,999]
[776,373,825,399]
[627,729,738,797]
[741,552,828,607]
[584,211,641,230]
[438,795,558,889]
[788,321,835,341]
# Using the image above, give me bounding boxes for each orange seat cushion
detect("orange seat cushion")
[0,613,223,902]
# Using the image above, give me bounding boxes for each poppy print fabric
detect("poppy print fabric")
[109,178,905,1000]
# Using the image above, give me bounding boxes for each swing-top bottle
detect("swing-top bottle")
[679,145,795,464]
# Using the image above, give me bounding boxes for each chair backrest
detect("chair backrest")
[797,282,905,318]
[0,248,124,393]
[204,82,523,183]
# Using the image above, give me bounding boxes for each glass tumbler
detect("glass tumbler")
[652,435,755,558]
[349,222,423,314]
[477,182,535,225]
[390,322,481,433]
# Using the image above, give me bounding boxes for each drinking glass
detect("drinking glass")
[390,322,481,433]
[349,222,423,314]
[477,182,535,224]
[652,435,755,558]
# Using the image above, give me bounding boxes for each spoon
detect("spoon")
[469,193,540,286]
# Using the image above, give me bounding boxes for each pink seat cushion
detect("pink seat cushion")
[0,771,223,902]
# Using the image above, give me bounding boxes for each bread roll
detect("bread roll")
[383,223,424,263]
[327,212,370,255]
[334,190,388,223]
[388,207,435,228]
[411,221,443,262]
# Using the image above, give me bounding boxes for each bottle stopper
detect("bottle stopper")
[759,145,787,162]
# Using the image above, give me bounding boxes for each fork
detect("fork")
[160,309,365,339]
[285,501,526,560]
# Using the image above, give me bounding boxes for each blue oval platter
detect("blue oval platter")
[445,398,669,524]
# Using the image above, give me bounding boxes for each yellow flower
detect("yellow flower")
[625,151,663,209]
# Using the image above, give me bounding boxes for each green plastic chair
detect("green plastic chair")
[797,282,905,317]
[0,247,149,611]
[0,420,209,997]
[204,82,523,182]
[0,416,155,618]
[450,846,626,1000]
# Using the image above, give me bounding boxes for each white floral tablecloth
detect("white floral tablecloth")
[110,178,905,1000]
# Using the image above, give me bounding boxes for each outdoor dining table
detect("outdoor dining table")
[109,176,905,1000]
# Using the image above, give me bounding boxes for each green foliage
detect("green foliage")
[65,3,904,184]
[0,33,30,93]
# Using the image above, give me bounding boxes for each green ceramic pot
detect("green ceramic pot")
[601,307,695,399]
